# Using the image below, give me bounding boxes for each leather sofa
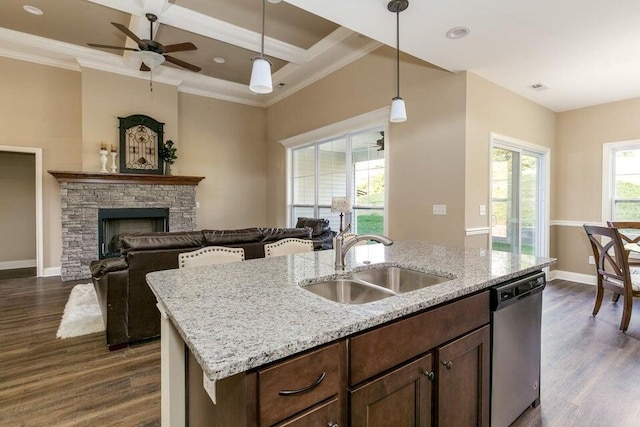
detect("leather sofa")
[90,222,335,350]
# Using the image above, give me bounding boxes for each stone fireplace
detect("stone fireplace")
[50,171,204,281]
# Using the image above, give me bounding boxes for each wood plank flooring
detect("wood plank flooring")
[0,276,160,426]
[1,276,640,426]
[513,279,640,427]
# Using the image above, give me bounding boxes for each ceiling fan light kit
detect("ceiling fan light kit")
[388,0,408,123]
[250,0,273,94]
[138,50,165,69]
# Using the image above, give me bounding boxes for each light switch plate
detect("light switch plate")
[480,205,486,216]
[196,201,200,208]
[589,256,595,265]
[433,204,447,215]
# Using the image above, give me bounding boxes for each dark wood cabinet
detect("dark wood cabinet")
[436,325,490,427]
[186,291,491,427]
[350,353,434,427]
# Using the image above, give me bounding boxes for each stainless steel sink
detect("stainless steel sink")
[353,267,451,293]
[303,279,395,304]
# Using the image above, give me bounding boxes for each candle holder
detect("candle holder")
[110,152,118,173]
[99,149,109,173]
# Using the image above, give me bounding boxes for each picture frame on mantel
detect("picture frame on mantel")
[118,114,165,175]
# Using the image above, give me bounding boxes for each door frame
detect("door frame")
[0,145,43,277]
[489,133,550,257]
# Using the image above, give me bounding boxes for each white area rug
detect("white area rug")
[56,283,105,339]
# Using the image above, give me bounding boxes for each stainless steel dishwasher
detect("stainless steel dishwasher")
[490,270,546,427]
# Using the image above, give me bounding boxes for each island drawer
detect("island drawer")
[349,290,489,386]
[258,342,342,426]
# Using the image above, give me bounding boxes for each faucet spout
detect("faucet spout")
[334,232,393,270]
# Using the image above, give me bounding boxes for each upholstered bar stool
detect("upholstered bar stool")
[178,246,245,268]
[264,238,314,257]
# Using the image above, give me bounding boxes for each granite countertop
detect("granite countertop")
[147,241,555,381]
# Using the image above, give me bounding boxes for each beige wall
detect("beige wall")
[554,97,640,274]
[0,152,36,263]
[0,57,82,270]
[178,92,268,228]
[267,46,468,245]
[465,72,556,249]
[81,68,178,172]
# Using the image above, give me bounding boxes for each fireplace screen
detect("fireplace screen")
[98,208,169,258]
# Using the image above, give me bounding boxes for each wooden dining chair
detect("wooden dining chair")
[607,221,640,264]
[584,225,640,331]
[264,238,314,258]
[178,246,245,268]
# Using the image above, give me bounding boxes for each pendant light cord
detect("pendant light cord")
[396,8,400,98]
[261,0,265,58]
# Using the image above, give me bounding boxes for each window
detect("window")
[290,128,385,234]
[611,145,640,221]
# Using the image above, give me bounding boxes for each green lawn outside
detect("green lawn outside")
[356,213,384,234]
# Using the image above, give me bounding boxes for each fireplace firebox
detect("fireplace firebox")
[98,208,169,258]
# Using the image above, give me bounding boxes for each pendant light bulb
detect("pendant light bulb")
[250,0,273,94]
[390,97,407,123]
[250,58,273,93]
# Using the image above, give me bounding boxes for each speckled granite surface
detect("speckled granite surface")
[147,241,555,381]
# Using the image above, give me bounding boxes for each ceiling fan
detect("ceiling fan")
[88,13,201,73]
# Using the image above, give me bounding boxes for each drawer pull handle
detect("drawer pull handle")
[327,423,339,427]
[442,361,452,369]
[423,370,435,380]
[278,372,326,396]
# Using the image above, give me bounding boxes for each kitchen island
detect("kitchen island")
[147,241,555,426]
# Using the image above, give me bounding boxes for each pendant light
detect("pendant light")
[388,0,408,123]
[250,0,273,93]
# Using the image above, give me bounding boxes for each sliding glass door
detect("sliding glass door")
[491,144,545,256]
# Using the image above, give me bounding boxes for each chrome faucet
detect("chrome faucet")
[334,224,394,270]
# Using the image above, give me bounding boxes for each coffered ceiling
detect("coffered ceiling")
[0,0,380,106]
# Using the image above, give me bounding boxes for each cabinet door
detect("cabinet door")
[350,353,433,427]
[437,325,490,427]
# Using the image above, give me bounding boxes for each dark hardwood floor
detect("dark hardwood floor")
[0,267,36,280]
[1,276,640,426]
[0,276,160,426]
[513,279,640,427]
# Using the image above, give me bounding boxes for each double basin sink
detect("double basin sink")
[303,266,452,304]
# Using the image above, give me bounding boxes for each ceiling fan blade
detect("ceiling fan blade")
[111,22,147,48]
[140,63,151,72]
[163,42,197,53]
[164,55,201,72]
[87,43,139,52]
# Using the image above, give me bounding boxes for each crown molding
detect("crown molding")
[0,47,80,71]
[76,57,183,86]
[178,86,264,108]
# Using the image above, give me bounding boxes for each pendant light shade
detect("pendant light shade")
[250,0,273,94]
[388,0,409,123]
[390,97,407,123]
[250,57,273,93]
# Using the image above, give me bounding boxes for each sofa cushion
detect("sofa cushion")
[119,231,204,254]
[295,217,331,237]
[202,228,263,245]
[260,227,312,242]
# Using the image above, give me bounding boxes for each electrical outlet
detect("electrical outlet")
[433,204,447,215]
[588,256,595,265]
[479,205,486,216]
[196,201,200,208]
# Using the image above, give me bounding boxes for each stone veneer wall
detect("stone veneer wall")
[60,182,197,281]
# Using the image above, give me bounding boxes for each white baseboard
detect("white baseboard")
[42,266,61,277]
[0,259,36,270]
[548,269,596,286]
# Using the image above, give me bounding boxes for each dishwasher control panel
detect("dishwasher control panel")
[491,271,545,309]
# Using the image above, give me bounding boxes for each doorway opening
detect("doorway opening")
[0,146,43,279]
[490,134,549,257]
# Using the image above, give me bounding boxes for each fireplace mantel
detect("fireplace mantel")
[48,170,205,185]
